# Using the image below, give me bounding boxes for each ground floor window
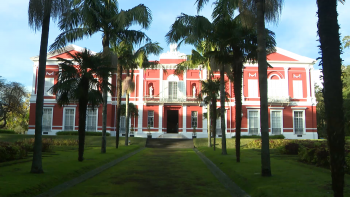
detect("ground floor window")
[191,111,198,128]
[147,111,154,127]
[120,116,126,134]
[64,108,75,131]
[42,108,52,131]
[86,109,97,131]
[294,111,304,134]
[271,110,282,135]
[248,110,259,135]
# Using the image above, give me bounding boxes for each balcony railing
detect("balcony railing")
[268,96,290,104]
[144,95,199,104]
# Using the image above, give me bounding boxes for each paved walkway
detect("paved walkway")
[38,148,249,197]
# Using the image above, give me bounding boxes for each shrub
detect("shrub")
[56,131,110,136]
[0,129,16,134]
[283,142,300,155]
[232,134,285,139]
[0,142,28,162]
[247,139,290,149]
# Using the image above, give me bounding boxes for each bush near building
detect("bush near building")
[0,129,16,134]
[56,131,111,136]
[247,139,350,174]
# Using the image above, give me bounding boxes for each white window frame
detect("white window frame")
[248,79,258,98]
[42,107,53,132]
[268,75,283,97]
[270,110,283,135]
[248,109,260,135]
[86,108,98,131]
[292,110,306,135]
[191,111,198,128]
[168,81,178,99]
[44,78,54,96]
[63,108,75,131]
[147,111,154,128]
[293,80,303,98]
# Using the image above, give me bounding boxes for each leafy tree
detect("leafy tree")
[5,93,30,133]
[50,49,113,161]
[343,35,350,49]
[28,0,71,174]
[0,79,27,129]
[317,0,346,196]
[50,0,152,151]
[315,85,326,138]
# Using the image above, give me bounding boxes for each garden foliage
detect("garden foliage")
[247,139,350,174]
[0,129,15,134]
[56,131,111,136]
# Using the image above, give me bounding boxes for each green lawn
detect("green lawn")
[57,148,231,197]
[0,134,146,147]
[197,147,350,197]
[0,135,146,197]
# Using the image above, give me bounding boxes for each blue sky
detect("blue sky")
[0,0,349,92]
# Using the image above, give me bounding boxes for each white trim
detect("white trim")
[291,107,307,109]
[270,109,283,134]
[292,110,306,135]
[247,109,260,135]
[269,107,284,109]
[246,107,260,109]
[268,74,282,79]
[183,106,187,133]
[63,107,76,131]
[159,105,163,133]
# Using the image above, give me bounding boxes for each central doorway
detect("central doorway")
[167,110,179,133]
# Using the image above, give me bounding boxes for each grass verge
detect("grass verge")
[197,147,350,197]
[0,138,145,197]
[57,148,232,197]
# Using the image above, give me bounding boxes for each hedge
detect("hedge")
[56,131,111,136]
[233,134,285,139]
[0,129,16,134]
[0,142,28,162]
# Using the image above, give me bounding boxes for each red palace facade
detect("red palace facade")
[28,44,318,139]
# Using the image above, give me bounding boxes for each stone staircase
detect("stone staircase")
[146,138,194,148]
[157,133,187,139]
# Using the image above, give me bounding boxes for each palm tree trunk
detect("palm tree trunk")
[212,97,217,151]
[101,34,110,153]
[257,0,271,177]
[78,78,89,161]
[115,63,122,148]
[207,70,211,147]
[220,65,227,155]
[234,60,243,162]
[317,1,345,196]
[125,92,129,145]
[31,0,52,174]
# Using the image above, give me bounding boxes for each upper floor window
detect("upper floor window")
[248,79,258,97]
[44,78,54,96]
[268,75,283,97]
[191,111,198,128]
[293,80,303,98]
[168,82,178,99]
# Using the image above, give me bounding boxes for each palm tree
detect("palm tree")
[317,1,345,196]
[28,0,71,173]
[195,0,283,176]
[198,79,221,150]
[51,49,113,161]
[116,42,162,145]
[50,0,152,150]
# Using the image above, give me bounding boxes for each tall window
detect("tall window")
[216,117,221,135]
[168,82,178,99]
[44,78,54,96]
[64,108,75,131]
[248,110,259,135]
[271,111,282,135]
[86,109,97,131]
[248,79,258,97]
[294,111,304,134]
[42,108,52,131]
[120,116,126,134]
[147,111,154,127]
[268,78,282,97]
[293,80,303,98]
[191,111,198,128]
